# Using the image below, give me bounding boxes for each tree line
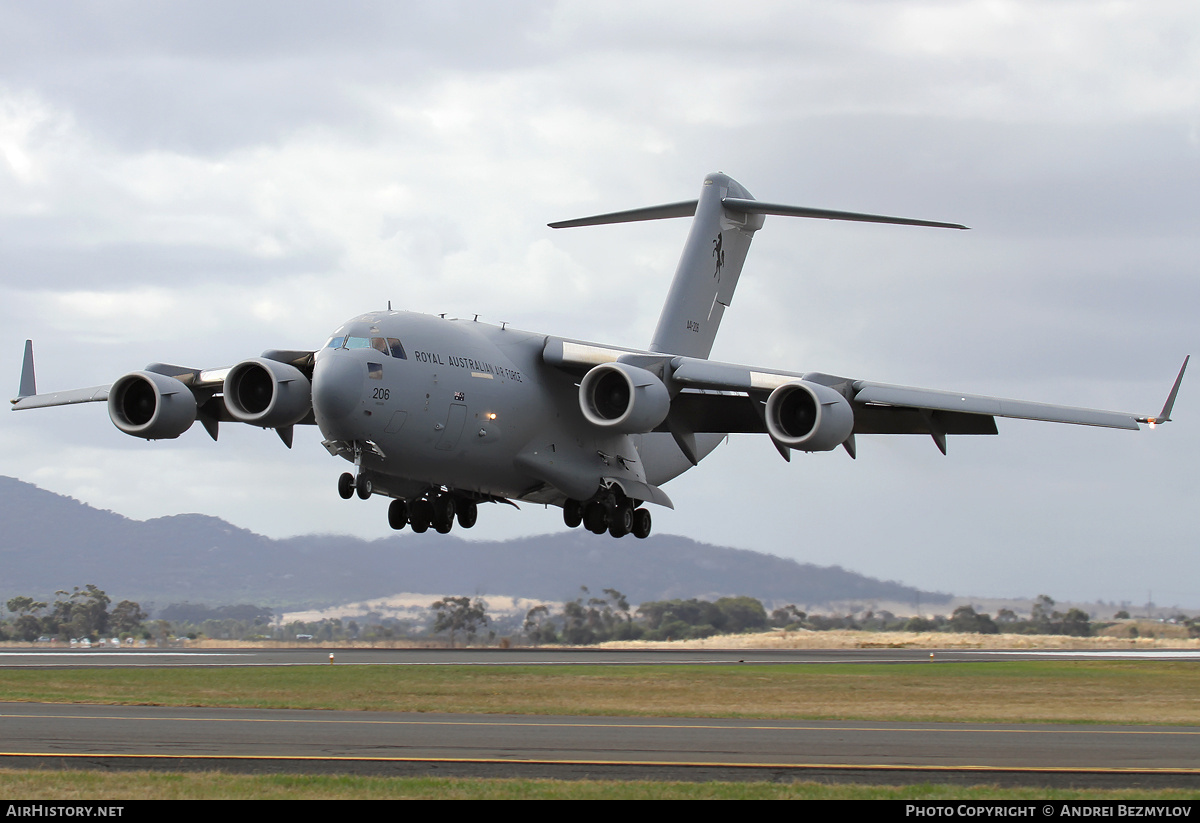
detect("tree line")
[8,585,1192,646]
[3,585,147,642]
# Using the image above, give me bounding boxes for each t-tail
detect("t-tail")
[550,172,967,360]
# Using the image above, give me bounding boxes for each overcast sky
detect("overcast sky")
[1,1,1197,607]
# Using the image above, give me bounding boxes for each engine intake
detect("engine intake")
[765,381,854,452]
[224,357,312,428]
[579,363,670,434]
[107,371,197,440]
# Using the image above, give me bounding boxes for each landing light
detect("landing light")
[486,412,497,420]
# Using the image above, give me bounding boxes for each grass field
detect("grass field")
[0,660,1196,725]
[1,771,1199,801]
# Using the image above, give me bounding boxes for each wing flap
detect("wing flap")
[657,391,764,434]
[851,404,998,435]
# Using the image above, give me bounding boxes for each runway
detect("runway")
[2,646,1198,667]
[1,647,1195,786]
[1,702,1197,787]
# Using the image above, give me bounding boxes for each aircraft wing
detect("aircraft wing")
[11,384,112,410]
[849,382,1142,430]
[544,337,1187,456]
[11,363,227,411]
[11,341,317,446]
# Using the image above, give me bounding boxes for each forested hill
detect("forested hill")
[0,476,948,610]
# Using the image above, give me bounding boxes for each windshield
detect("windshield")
[324,335,406,359]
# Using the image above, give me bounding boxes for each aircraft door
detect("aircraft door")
[435,403,468,450]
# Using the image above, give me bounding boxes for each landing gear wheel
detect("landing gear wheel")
[632,507,652,539]
[388,498,409,531]
[584,502,608,535]
[609,505,633,538]
[355,476,372,500]
[409,498,432,533]
[431,494,456,533]
[563,499,583,529]
[456,499,478,529]
[337,472,354,500]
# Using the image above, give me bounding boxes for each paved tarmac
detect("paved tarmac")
[2,646,1198,667]
[1,702,1197,787]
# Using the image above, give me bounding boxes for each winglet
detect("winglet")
[15,340,36,402]
[1139,355,1189,426]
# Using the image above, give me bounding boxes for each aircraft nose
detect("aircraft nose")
[312,352,363,429]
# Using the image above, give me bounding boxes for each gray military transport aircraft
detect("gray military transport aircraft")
[11,173,1189,539]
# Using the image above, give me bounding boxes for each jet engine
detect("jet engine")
[107,371,197,440]
[764,381,854,452]
[579,362,670,434]
[223,357,312,428]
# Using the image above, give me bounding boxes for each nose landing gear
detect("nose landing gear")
[336,471,374,499]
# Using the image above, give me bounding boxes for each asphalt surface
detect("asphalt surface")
[1,702,1197,787]
[0,647,1196,786]
[2,646,1199,667]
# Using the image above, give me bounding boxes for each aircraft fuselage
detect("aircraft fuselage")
[312,311,690,508]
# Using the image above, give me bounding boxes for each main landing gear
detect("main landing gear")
[338,473,478,534]
[562,495,651,539]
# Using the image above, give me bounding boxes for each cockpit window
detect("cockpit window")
[323,333,405,358]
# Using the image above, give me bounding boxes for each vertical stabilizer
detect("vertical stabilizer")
[649,173,763,359]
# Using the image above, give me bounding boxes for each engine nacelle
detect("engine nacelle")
[224,357,312,428]
[765,381,854,452]
[579,362,670,434]
[107,371,197,440]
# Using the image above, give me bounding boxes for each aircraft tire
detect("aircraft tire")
[583,502,607,534]
[337,473,354,500]
[632,508,651,539]
[356,477,372,500]
[609,505,633,538]
[410,498,433,533]
[563,499,583,528]
[388,498,409,530]
[456,500,478,529]
[431,494,455,531]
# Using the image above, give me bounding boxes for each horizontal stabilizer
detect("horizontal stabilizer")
[548,200,698,229]
[721,198,969,230]
[550,197,967,231]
